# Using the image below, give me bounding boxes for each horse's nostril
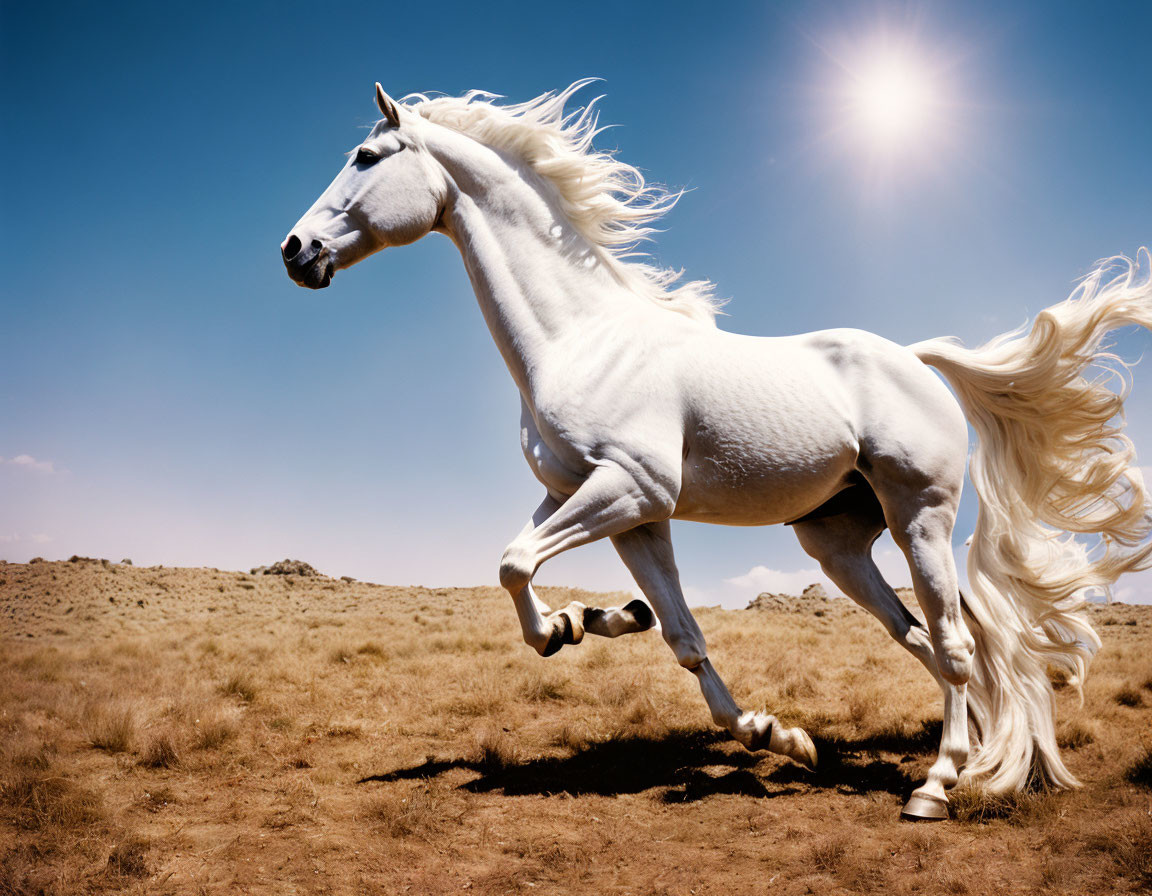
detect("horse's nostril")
[310,239,323,250]
[283,234,302,261]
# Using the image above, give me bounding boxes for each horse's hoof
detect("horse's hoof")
[900,790,949,822]
[540,613,571,657]
[743,714,818,770]
[790,727,818,771]
[622,598,656,630]
[560,603,586,644]
[540,605,585,657]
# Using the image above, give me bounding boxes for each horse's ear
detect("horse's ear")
[375,83,402,128]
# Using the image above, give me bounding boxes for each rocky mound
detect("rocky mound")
[746,583,832,613]
[250,559,322,577]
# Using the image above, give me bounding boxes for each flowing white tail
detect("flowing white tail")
[912,252,1152,792]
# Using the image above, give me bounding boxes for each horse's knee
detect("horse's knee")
[499,542,534,594]
[664,627,707,669]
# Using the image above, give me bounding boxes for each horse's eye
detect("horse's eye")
[356,147,380,166]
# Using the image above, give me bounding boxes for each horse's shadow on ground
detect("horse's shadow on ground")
[358,722,942,803]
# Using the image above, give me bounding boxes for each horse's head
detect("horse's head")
[282,84,446,289]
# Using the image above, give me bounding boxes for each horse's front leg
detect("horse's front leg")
[501,465,673,656]
[611,522,817,770]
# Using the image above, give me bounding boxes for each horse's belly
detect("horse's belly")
[675,411,859,525]
[675,459,855,525]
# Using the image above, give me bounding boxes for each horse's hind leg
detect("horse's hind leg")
[611,521,817,769]
[793,504,969,820]
[872,470,974,818]
[793,510,941,682]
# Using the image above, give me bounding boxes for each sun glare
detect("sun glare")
[846,50,940,153]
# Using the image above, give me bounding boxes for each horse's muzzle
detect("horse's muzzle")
[282,234,334,289]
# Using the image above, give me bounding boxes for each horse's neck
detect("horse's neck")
[433,133,637,396]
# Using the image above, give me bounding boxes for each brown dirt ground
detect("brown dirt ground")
[1,558,1150,895]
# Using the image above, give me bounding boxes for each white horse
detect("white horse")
[282,81,1152,819]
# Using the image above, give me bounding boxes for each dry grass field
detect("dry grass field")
[1,557,1150,895]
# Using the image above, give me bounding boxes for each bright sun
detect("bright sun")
[847,51,938,151]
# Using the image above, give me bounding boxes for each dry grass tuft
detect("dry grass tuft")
[139,730,181,768]
[286,752,312,769]
[520,675,570,703]
[1115,685,1144,707]
[192,708,238,749]
[142,786,173,812]
[807,834,849,873]
[1111,816,1152,885]
[1126,746,1152,788]
[935,870,972,895]
[219,670,258,702]
[324,722,362,738]
[1057,717,1098,749]
[580,642,613,670]
[846,690,879,727]
[84,703,136,753]
[329,644,355,664]
[2,768,105,831]
[453,679,506,718]
[1082,812,1152,886]
[8,739,56,771]
[549,722,590,753]
[948,786,1062,824]
[106,833,151,878]
[472,728,521,772]
[367,781,459,839]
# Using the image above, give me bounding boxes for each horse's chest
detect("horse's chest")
[518,394,607,496]
[521,426,589,496]
[518,365,676,497]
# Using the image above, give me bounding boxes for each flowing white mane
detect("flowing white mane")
[403,80,723,325]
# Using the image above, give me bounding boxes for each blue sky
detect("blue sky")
[2,0,1150,604]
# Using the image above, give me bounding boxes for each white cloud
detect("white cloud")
[4,454,55,473]
[0,532,53,550]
